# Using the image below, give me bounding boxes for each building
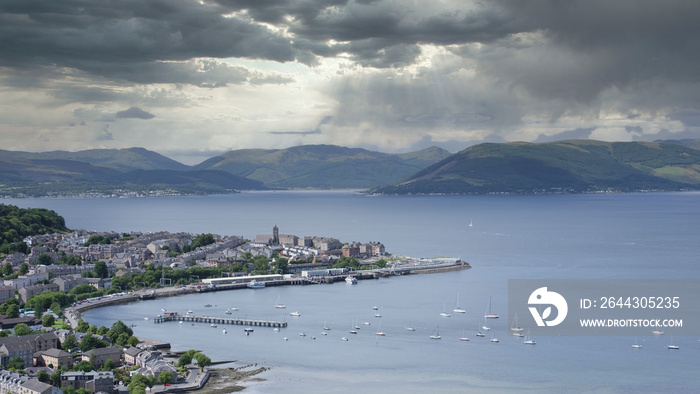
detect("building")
[33,349,72,370]
[0,333,59,369]
[18,379,59,394]
[61,371,112,393]
[83,346,121,369]
[0,286,15,304]
[342,242,361,257]
[18,284,59,303]
[123,346,142,365]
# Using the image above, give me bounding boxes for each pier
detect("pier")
[153,312,287,328]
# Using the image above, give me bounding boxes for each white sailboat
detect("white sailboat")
[667,336,679,350]
[481,317,491,331]
[406,321,416,331]
[490,330,499,343]
[429,325,442,340]
[469,219,473,227]
[459,328,470,342]
[632,337,642,349]
[510,313,524,332]
[275,296,286,309]
[523,330,535,345]
[440,303,452,317]
[376,322,386,336]
[453,293,466,314]
[484,296,499,319]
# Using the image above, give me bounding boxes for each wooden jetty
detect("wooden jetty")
[153,312,287,328]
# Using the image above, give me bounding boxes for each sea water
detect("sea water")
[6,191,700,393]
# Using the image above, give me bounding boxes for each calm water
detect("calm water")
[6,191,700,393]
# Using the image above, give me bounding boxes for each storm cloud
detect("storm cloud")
[0,0,698,161]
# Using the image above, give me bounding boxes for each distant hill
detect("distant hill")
[193,145,452,189]
[0,147,188,172]
[0,148,265,197]
[655,139,700,149]
[369,140,700,195]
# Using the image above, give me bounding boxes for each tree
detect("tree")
[37,369,49,383]
[102,359,115,371]
[127,336,140,347]
[2,262,13,276]
[6,304,19,318]
[42,314,55,327]
[193,352,211,370]
[94,261,108,278]
[96,325,109,336]
[50,301,62,316]
[18,262,29,275]
[253,255,270,275]
[74,360,94,372]
[13,323,32,336]
[158,370,173,387]
[63,334,78,350]
[272,257,289,274]
[76,319,90,333]
[7,356,24,370]
[37,253,53,266]
[50,368,62,386]
[128,374,150,394]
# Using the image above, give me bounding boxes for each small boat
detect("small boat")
[222,329,227,334]
[490,330,499,343]
[453,294,466,314]
[144,317,149,321]
[204,304,212,307]
[231,307,239,311]
[244,328,254,332]
[510,313,524,332]
[225,309,232,315]
[350,329,358,334]
[299,332,306,337]
[429,325,441,340]
[247,280,265,289]
[469,218,473,227]
[667,336,679,349]
[523,330,535,345]
[341,337,349,341]
[376,321,386,336]
[179,321,182,325]
[372,306,379,310]
[283,337,288,341]
[321,332,328,336]
[323,321,331,330]
[652,330,664,335]
[275,296,286,309]
[513,332,524,337]
[187,310,194,314]
[355,324,361,330]
[363,321,371,326]
[632,337,642,349]
[290,311,301,316]
[475,331,485,337]
[273,327,280,332]
[484,296,499,319]
[374,313,382,318]
[211,324,217,328]
[406,326,416,332]
[459,329,470,341]
[440,303,451,317]
[345,276,358,284]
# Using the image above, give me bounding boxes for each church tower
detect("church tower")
[273,225,279,244]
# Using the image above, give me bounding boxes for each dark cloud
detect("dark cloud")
[116,107,155,120]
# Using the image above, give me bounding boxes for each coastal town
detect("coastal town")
[0,224,467,393]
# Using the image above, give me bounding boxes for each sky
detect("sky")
[1,0,700,165]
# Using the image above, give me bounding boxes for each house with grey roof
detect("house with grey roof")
[83,346,121,369]
[18,378,59,394]
[61,371,112,393]
[0,333,59,369]
[33,348,72,369]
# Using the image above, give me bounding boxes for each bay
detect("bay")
[5,191,700,393]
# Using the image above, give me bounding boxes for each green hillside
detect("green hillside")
[0,147,188,172]
[369,140,700,195]
[194,145,452,188]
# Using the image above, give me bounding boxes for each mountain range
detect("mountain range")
[370,140,700,194]
[1,139,699,197]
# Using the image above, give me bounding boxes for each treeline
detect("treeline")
[0,204,69,254]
